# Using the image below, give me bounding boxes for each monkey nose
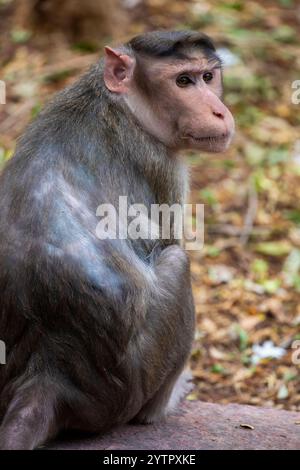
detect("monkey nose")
[212,110,225,119]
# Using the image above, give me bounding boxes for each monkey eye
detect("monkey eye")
[176,75,193,87]
[203,71,214,83]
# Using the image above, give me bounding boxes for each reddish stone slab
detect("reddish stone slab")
[48,401,300,450]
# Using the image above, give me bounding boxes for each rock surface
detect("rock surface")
[49,401,300,450]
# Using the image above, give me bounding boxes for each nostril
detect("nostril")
[213,110,224,119]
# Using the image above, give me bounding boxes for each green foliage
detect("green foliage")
[10,29,31,44]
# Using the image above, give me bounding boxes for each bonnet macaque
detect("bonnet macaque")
[0,31,234,449]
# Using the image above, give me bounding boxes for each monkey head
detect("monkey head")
[103,31,235,153]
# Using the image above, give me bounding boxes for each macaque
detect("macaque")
[0,31,234,450]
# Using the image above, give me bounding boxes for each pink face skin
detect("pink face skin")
[103,47,235,153]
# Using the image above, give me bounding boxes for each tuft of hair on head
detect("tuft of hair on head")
[126,30,217,61]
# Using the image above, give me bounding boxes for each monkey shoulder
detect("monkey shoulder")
[0,172,133,319]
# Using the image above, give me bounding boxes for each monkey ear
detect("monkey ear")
[103,47,135,94]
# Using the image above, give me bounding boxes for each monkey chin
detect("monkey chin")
[182,132,233,153]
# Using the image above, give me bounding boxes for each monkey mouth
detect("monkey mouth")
[184,133,230,143]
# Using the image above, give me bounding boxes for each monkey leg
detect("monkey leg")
[132,369,194,425]
[0,380,60,450]
[167,368,194,412]
[131,246,195,425]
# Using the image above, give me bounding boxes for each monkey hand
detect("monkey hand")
[155,244,190,277]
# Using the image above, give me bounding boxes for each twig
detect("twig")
[40,54,98,81]
[239,180,258,246]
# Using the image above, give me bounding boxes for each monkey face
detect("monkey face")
[136,54,235,152]
[103,36,235,153]
[173,60,235,152]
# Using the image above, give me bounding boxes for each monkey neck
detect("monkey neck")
[101,88,188,207]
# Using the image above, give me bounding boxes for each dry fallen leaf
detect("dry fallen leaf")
[239,424,255,430]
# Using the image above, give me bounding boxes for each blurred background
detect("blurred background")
[0,0,299,411]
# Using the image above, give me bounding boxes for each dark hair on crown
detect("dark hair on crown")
[127,30,216,59]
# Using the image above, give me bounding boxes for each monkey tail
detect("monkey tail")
[0,379,60,450]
